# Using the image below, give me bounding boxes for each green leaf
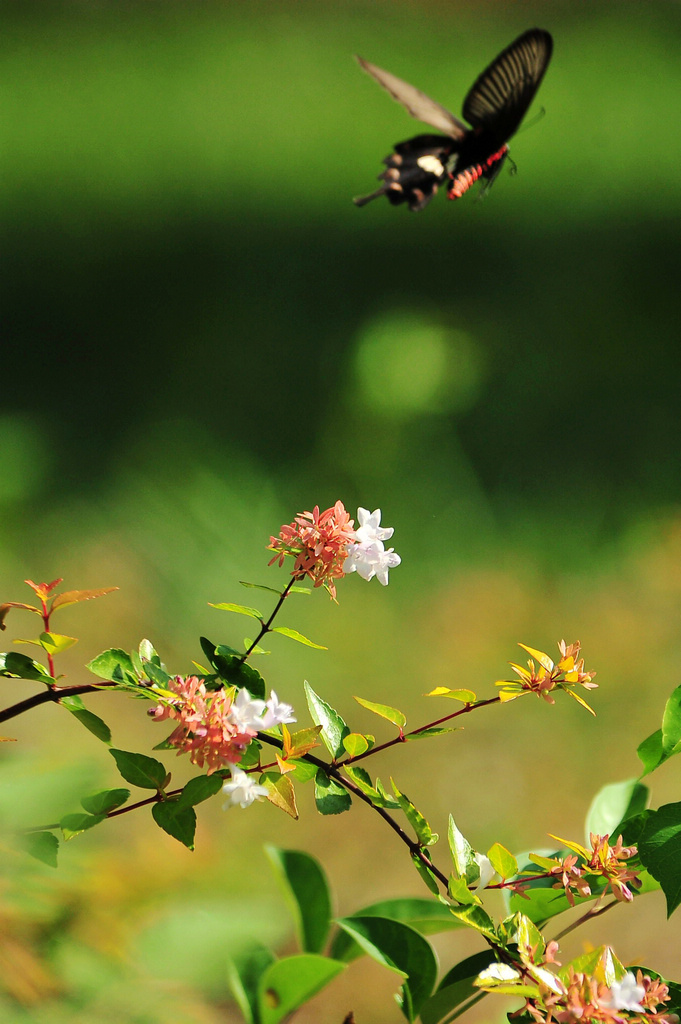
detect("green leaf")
[354,696,406,729]
[145,662,172,687]
[344,765,399,808]
[60,812,106,840]
[239,581,284,595]
[314,770,351,815]
[487,843,518,879]
[50,587,118,612]
[408,726,459,740]
[200,638,266,699]
[87,647,136,684]
[638,729,666,776]
[342,732,369,757]
[334,916,437,1021]
[448,903,497,942]
[287,760,317,784]
[411,853,440,895]
[420,951,497,1024]
[391,779,438,846]
[662,685,681,755]
[60,694,112,744]
[258,955,345,1024]
[0,651,52,683]
[304,681,349,758]
[81,788,130,815]
[638,800,681,915]
[271,626,327,650]
[179,774,223,807]
[265,846,332,954]
[110,748,167,790]
[424,687,476,704]
[585,779,650,842]
[209,601,264,620]
[39,631,78,655]
[23,831,59,868]
[330,898,463,961]
[506,849,579,923]
[226,944,276,1024]
[261,773,298,819]
[152,799,197,849]
[448,815,476,882]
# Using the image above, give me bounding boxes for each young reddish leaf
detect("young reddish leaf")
[354,696,406,729]
[25,578,63,600]
[276,753,297,775]
[50,587,118,613]
[0,602,40,630]
[209,602,263,620]
[40,632,78,656]
[272,627,327,650]
[282,723,322,759]
[424,687,476,703]
[562,687,596,716]
[261,772,298,818]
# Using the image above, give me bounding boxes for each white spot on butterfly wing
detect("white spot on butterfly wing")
[416,155,445,176]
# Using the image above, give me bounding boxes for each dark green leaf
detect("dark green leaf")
[258,955,345,1024]
[304,682,349,758]
[22,831,59,868]
[330,898,463,961]
[178,774,223,807]
[81,788,130,815]
[60,812,106,840]
[206,641,266,700]
[0,651,52,683]
[420,951,496,1024]
[271,626,327,650]
[287,760,317,784]
[265,846,332,954]
[226,944,276,1024]
[585,779,649,842]
[145,662,172,687]
[110,748,167,790]
[87,648,136,684]
[152,800,197,849]
[60,694,112,744]
[638,800,681,915]
[448,903,497,941]
[334,916,437,1021]
[411,853,440,895]
[314,770,351,815]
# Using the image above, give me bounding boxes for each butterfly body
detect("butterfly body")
[355,29,552,212]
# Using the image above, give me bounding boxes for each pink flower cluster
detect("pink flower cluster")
[268,501,358,599]
[150,676,257,775]
[523,968,678,1024]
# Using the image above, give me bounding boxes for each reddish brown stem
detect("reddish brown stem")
[241,576,297,661]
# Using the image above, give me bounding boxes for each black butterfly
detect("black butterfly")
[354,28,553,212]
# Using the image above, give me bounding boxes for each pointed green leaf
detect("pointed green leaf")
[304,681,349,758]
[662,685,681,755]
[209,601,264,620]
[287,760,317,784]
[424,687,476,703]
[487,843,518,879]
[206,642,266,699]
[354,696,406,729]
[22,831,59,868]
[408,726,459,740]
[271,626,327,650]
[152,800,196,849]
[391,780,438,846]
[314,770,351,815]
[638,729,666,776]
[0,651,52,683]
[448,816,476,881]
[39,631,78,655]
[411,853,440,895]
[334,916,437,1021]
[110,748,167,790]
[240,581,284,595]
[420,951,494,1024]
[638,800,681,915]
[344,765,399,808]
[226,944,276,1024]
[179,774,223,807]
[585,779,649,843]
[265,846,332,954]
[258,955,345,1024]
[60,812,106,840]
[81,788,130,815]
[330,898,464,961]
[60,695,112,744]
[87,648,135,684]
[448,903,497,941]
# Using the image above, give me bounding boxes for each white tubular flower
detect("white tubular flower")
[355,508,394,544]
[344,540,401,585]
[228,687,266,731]
[222,767,269,809]
[604,973,645,1012]
[261,690,297,730]
[473,853,497,891]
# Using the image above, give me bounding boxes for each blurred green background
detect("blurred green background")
[3,0,681,1020]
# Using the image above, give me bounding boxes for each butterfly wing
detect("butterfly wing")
[462,28,553,144]
[356,56,467,140]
